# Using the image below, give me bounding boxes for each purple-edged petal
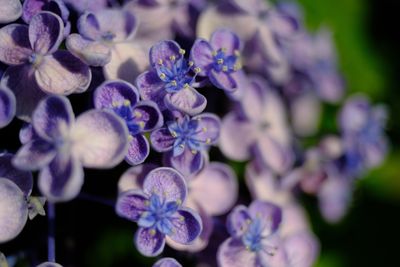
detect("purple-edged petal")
[0,178,28,243]
[35,50,92,95]
[126,134,150,165]
[136,70,166,109]
[0,64,46,120]
[248,200,282,234]
[93,9,137,42]
[190,162,238,216]
[190,39,214,75]
[164,149,205,179]
[150,127,175,152]
[240,76,267,121]
[115,189,148,221]
[0,153,33,196]
[118,164,158,193]
[168,208,202,244]
[132,101,163,131]
[29,12,64,55]
[153,258,182,267]
[22,0,48,23]
[134,227,165,257]
[143,167,187,203]
[0,87,16,128]
[77,12,101,40]
[66,34,111,66]
[283,232,319,267]
[71,110,128,168]
[226,205,252,238]
[149,40,181,68]
[94,80,139,109]
[65,0,107,13]
[32,95,74,141]
[210,29,241,54]
[19,123,38,144]
[38,154,84,202]
[164,87,207,116]
[217,238,256,267]
[0,0,22,23]
[0,24,31,65]
[209,69,237,92]
[193,113,221,144]
[12,139,56,171]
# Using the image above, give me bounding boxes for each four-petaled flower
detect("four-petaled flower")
[116,167,202,257]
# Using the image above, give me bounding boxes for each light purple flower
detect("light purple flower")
[151,113,220,177]
[0,86,16,128]
[94,80,163,165]
[0,0,22,24]
[116,167,202,257]
[64,0,107,13]
[12,95,129,202]
[136,40,207,115]
[219,76,293,174]
[0,12,91,120]
[152,257,182,267]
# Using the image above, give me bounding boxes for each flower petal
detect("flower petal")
[168,208,202,244]
[283,231,319,267]
[134,227,165,257]
[66,34,111,66]
[210,29,241,54]
[190,39,214,75]
[248,200,282,234]
[118,164,158,193]
[0,24,31,65]
[136,70,166,109]
[0,152,33,196]
[115,189,148,221]
[38,154,84,202]
[164,87,207,116]
[240,76,267,122]
[0,178,28,243]
[132,101,163,131]
[32,95,74,141]
[150,127,175,152]
[71,110,128,168]
[149,40,181,68]
[35,50,92,95]
[217,237,257,267]
[226,205,252,238]
[0,0,22,23]
[152,258,182,267]
[209,69,237,92]
[126,134,150,165]
[94,79,139,109]
[0,87,16,128]
[143,167,187,203]
[190,162,238,216]
[92,9,137,41]
[12,139,56,171]
[164,149,205,179]
[193,113,221,144]
[29,11,63,54]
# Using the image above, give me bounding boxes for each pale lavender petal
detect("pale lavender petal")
[77,12,101,40]
[291,92,321,137]
[150,127,175,152]
[0,24,31,65]
[126,134,150,165]
[71,110,128,168]
[164,87,207,116]
[153,258,182,267]
[136,70,166,109]
[230,0,269,14]
[248,200,282,234]
[193,113,221,145]
[35,50,92,94]
[22,0,47,23]
[0,87,16,128]
[283,232,319,267]
[115,189,148,221]
[217,238,257,267]
[134,227,165,257]
[168,208,202,244]
[143,167,187,203]
[12,139,56,171]
[0,178,28,243]
[38,154,84,202]
[118,164,158,193]
[190,39,214,75]
[190,162,238,216]
[94,80,139,109]
[149,40,181,68]
[339,95,369,134]
[93,9,137,41]
[65,0,107,13]
[132,101,163,131]
[210,29,241,54]
[226,205,251,238]
[164,149,205,179]
[240,76,267,121]
[0,0,22,23]
[209,69,237,92]
[19,123,38,144]
[0,153,33,196]
[32,95,74,141]
[66,34,111,66]
[0,64,46,120]
[29,12,64,54]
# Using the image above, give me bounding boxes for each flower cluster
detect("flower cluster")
[0,0,388,266]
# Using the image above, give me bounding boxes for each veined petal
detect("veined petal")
[0,87,16,128]
[149,40,181,68]
[164,149,205,179]
[132,101,163,131]
[190,39,213,76]
[118,164,158,193]
[93,9,137,42]
[226,205,251,238]
[0,24,31,65]
[136,70,166,109]
[168,208,202,244]
[217,238,257,267]
[0,0,22,23]
[66,34,111,66]
[94,79,139,109]
[150,127,175,152]
[125,134,150,165]
[210,29,241,54]
[164,87,207,116]
[115,189,148,221]
[0,153,33,196]
[134,227,165,257]
[12,139,56,171]
[192,113,221,145]
[248,200,282,234]
[209,69,237,92]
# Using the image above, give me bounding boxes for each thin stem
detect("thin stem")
[47,203,56,262]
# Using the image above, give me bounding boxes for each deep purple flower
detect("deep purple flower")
[150,113,220,177]
[12,95,128,202]
[94,80,163,165]
[153,257,182,267]
[0,0,22,23]
[137,40,207,115]
[116,167,202,257]
[0,86,16,128]
[191,29,245,93]
[0,12,91,119]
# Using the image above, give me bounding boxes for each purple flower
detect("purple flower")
[219,76,293,174]
[94,80,163,165]
[191,29,245,93]
[64,0,107,13]
[150,113,220,177]
[136,40,207,115]
[0,12,91,119]
[116,167,202,257]
[12,95,128,202]
[0,0,22,24]
[0,86,16,128]
[153,257,182,267]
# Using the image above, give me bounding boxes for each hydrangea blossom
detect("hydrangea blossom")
[116,167,202,256]
[0,86,16,128]
[94,80,163,165]
[0,12,91,119]
[152,257,182,267]
[137,40,207,115]
[12,95,128,202]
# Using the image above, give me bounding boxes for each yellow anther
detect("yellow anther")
[171,80,177,86]
[112,101,119,107]
[188,61,194,66]
[194,67,201,73]
[179,216,185,222]
[171,131,178,138]
[128,135,134,141]
[184,83,190,89]
[234,50,240,57]
[176,199,182,205]
[124,100,130,106]
[246,219,252,224]
[179,49,186,55]
[202,127,207,132]
[158,59,163,65]
[233,62,242,71]
[212,50,217,56]
[246,246,251,251]
[191,149,197,154]
[160,73,166,79]
[217,58,224,65]
[134,110,142,118]
[222,66,228,72]
[149,229,156,236]
[138,121,145,129]
[221,47,227,52]
[169,55,176,61]
[179,144,185,148]
[144,200,150,206]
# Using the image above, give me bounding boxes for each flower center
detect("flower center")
[111,100,145,135]
[101,31,116,42]
[241,218,277,255]
[212,48,242,73]
[28,53,43,67]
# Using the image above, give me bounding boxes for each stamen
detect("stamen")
[171,80,177,86]
[176,199,182,205]
[149,229,156,236]
[188,61,194,66]
[222,66,228,72]
[184,83,190,89]
[171,131,178,138]
[144,200,150,206]
[158,59,163,65]
[128,135,133,141]
[179,49,186,55]
[112,101,119,107]
[194,67,202,73]
[191,149,197,154]
[234,50,241,57]
[179,216,185,222]
[206,138,211,144]
[202,127,207,132]
[123,100,130,106]
[221,47,227,52]
[217,58,224,64]
[138,121,145,129]
[169,55,176,61]
[179,144,185,148]
[134,111,142,118]
[160,73,166,79]
[212,50,217,56]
